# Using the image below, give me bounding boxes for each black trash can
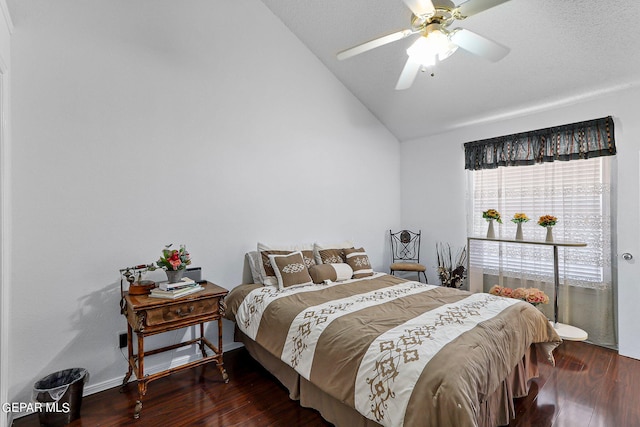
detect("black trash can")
[33,368,88,426]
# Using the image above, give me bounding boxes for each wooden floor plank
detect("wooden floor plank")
[12,341,640,427]
[590,353,640,427]
[550,341,611,427]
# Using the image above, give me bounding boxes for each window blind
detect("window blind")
[468,157,611,289]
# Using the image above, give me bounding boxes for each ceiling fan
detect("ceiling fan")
[336,0,512,90]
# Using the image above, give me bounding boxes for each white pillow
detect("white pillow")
[245,251,263,284]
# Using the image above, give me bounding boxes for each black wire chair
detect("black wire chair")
[389,229,427,283]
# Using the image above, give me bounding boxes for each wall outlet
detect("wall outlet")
[119,333,128,349]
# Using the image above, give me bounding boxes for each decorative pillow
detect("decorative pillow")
[318,248,347,264]
[260,249,290,286]
[313,241,354,264]
[258,242,315,287]
[246,251,263,284]
[344,247,374,279]
[268,251,313,290]
[308,263,354,284]
[299,250,317,269]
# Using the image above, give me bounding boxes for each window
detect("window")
[463,116,616,346]
[467,157,612,290]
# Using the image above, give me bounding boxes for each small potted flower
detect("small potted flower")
[157,244,192,283]
[511,213,529,240]
[482,209,502,238]
[538,215,558,242]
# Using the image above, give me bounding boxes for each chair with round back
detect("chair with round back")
[390,229,427,283]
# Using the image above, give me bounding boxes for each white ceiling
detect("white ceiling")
[260,0,640,141]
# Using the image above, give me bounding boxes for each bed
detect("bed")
[225,267,561,427]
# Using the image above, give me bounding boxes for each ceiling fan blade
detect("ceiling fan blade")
[337,29,416,60]
[395,57,422,90]
[455,0,511,18]
[402,0,435,17]
[450,28,510,62]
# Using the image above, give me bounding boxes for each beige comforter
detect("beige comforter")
[225,273,561,427]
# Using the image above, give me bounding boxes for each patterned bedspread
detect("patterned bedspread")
[225,273,561,427]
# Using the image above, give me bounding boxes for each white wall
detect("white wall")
[0,2,11,426]
[401,86,640,359]
[7,0,401,407]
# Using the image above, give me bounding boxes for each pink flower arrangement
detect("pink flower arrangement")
[489,285,549,306]
[156,244,191,271]
[489,285,513,298]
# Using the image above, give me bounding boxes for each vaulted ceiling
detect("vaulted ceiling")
[261,0,640,141]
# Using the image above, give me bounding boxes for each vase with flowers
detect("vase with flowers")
[482,209,502,238]
[156,244,192,283]
[538,215,558,242]
[511,213,529,240]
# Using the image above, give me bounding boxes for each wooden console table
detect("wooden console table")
[467,236,588,341]
[120,281,229,418]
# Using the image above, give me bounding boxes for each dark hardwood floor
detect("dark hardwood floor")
[13,341,640,427]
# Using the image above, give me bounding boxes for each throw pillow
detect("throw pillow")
[344,247,374,278]
[246,251,263,284]
[313,241,354,264]
[308,263,354,284]
[257,242,315,287]
[268,251,313,290]
[318,248,348,264]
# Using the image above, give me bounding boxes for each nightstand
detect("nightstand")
[120,281,229,418]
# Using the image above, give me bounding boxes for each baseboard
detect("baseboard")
[86,341,244,396]
[10,341,245,421]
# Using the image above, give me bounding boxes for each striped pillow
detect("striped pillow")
[308,263,354,284]
[344,247,374,279]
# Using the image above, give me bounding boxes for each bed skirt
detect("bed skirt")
[235,327,540,427]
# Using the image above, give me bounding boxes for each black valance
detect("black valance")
[464,116,616,171]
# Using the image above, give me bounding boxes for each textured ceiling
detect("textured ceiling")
[260,0,640,141]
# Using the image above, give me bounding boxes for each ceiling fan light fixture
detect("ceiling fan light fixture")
[406,27,457,66]
[407,36,437,66]
[336,0,514,90]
